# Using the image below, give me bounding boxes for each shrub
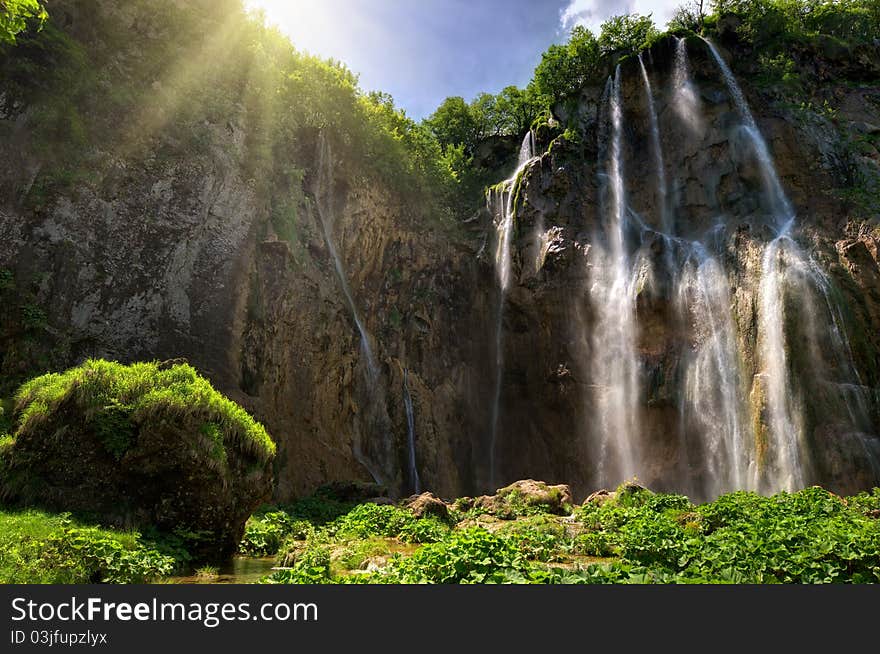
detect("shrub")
[0,509,174,583]
[239,511,312,556]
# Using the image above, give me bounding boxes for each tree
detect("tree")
[597,13,660,56]
[669,0,707,31]
[492,86,542,136]
[424,96,482,154]
[531,25,601,103]
[0,0,47,45]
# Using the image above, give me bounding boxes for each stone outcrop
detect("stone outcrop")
[0,360,274,559]
[404,492,449,520]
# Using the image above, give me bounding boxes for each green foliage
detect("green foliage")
[368,528,532,584]
[0,0,46,45]
[598,14,662,56]
[264,544,332,584]
[424,96,482,154]
[10,359,275,464]
[93,404,135,461]
[239,511,312,556]
[708,0,880,46]
[0,509,174,583]
[498,515,569,562]
[531,25,602,104]
[19,303,47,331]
[755,51,803,95]
[329,502,448,544]
[669,0,709,32]
[576,486,880,583]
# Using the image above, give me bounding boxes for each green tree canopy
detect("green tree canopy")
[424,95,482,153]
[0,0,47,45]
[531,25,602,103]
[598,14,661,56]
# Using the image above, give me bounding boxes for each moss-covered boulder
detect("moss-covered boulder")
[0,359,275,559]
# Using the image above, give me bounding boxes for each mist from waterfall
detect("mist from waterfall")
[487,130,537,489]
[590,67,643,486]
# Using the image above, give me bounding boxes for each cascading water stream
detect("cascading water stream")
[590,67,642,486]
[672,37,703,135]
[403,368,421,494]
[703,39,810,490]
[315,133,385,484]
[703,38,879,490]
[638,53,669,236]
[488,130,537,489]
[704,39,794,232]
[676,244,753,495]
[315,133,380,382]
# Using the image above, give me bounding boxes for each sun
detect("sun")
[242,0,348,59]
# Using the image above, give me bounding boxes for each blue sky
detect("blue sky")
[245,0,680,120]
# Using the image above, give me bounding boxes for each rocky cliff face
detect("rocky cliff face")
[492,35,880,499]
[1,6,878,501]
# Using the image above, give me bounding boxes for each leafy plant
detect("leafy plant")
[0,509,175,583]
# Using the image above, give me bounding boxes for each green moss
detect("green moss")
[13,359,275,463]
[93,404,135,461]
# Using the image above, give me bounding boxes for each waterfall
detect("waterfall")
[315,132,386,485]
[676,244,753,496]
[703,40,809,490]
[703,39,878,491]
[591,66,642,486]
[638,53,669,236]
[755,239,810,491]
[488,130,537,489]
[704,39,795,232]
[403,368,421,494]
[672,37,703,135]
[315,133,380,381]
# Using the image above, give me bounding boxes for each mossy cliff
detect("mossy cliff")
[0,1,878,501]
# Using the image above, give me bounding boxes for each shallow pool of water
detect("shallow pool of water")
[169,556,277,584]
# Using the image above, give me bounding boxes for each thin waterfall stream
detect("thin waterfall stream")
[403,368,421,494]
[314,132,386,484]
[590,66,643,486]
[487,130,537,490]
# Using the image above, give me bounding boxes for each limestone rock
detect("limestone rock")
[495,479,573,515]
[404,492,449,520]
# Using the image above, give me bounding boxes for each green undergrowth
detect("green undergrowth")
[258,484,880,585]
[0,508,175,583]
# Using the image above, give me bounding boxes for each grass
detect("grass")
[0,508,175,583]
[8,358,275,464]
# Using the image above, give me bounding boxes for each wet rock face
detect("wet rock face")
[0,13,879,504]
[489,35,880,499]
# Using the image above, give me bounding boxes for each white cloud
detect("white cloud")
[560,0,681,35]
